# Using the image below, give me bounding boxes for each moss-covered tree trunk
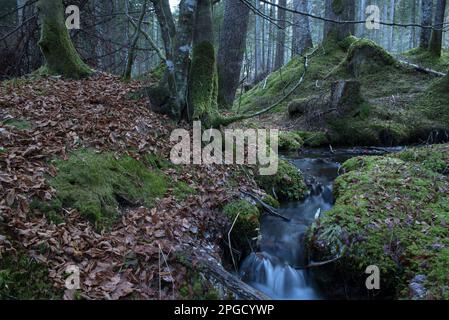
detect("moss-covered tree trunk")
[323,0,356,42]
[37,0,92,79]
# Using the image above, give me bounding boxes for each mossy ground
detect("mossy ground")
[403,48,449,73]
[30,149,193,230]
[255,159,307,201]
[0,226,61,299]
[308,144,449,299]
[237,38,447,146]
[223,199,260,254]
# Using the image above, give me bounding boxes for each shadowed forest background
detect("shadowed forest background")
[0,0,448,301]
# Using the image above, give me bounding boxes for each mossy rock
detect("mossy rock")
[261,195,280,208]
[278,131,304,151]
[35,149,173,230]
[296,131,329,147]
[223,200,260,254]
[255,160,307,201]
[307,145,449,299]
[345,39,397,77]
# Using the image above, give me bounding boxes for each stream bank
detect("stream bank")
[238,144,449,300]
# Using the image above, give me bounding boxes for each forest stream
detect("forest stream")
[239,147,405,300]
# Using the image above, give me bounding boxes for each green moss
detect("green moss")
[179,272,220,300]
[255,160,307,201]
[296,131,329,147]
[223,199,260,252]
[395,144,449,174]
[37,0,92,79]
[308,145,449,299]
[1,119,31,130]
[42,149,168,229]
[189,41,220,126]
[404,47,449,73]
[279,131,304,151]
[150,63,166,82]
[414,75,449,126]
[0,231,61,299]
[344,39,397,77]
[261,195,280,208]
[331,0,344,14]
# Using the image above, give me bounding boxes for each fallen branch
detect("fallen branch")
[242,191,291,222]
[397,59,446,77]
[179,253,271,300]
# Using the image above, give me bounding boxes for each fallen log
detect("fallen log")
[180,253,271,300]
[398,59,446,77]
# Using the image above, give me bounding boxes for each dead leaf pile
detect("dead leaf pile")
[0,74,249,299]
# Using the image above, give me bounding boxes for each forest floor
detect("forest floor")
[0,73,264,299]
[236,38,448,148]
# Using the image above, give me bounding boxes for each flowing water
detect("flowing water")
[239,147,404,300]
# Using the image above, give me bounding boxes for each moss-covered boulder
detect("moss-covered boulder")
[30,149,185,229]
[255,160,307,201]
[223,199,260,254]
[278,131,304,151]
[344,39,397,77]
[307,144,449,299]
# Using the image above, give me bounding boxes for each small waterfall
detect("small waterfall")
[240,253,319,300]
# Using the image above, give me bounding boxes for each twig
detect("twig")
[242,191,291,222]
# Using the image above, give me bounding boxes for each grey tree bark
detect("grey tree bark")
[420,0,434,49]
[429,0,447,56]
[274,0,287,70]
[217,0,251,108]
[292,0,313,56]
[323,0,356,42]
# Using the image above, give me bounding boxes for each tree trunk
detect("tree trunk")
[429,0,447,56]
[388,0,395,51]
[323,0,356,42]
[292,0,313,56]
[217,0,251,108]
[274,0,287,70]
[123,0,148,80]
[37,0,92,79]
[420,0,434,49]
[254,0,262,79]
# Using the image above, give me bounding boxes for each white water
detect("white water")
[239,156,343,300]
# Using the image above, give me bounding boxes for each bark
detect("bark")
[123,0,148,80]
[37,0,92,79]
[292,0,313,56]
[388,0,395,51]
[217,0,251,108]
[254,0,262,79]
[173,0,198,120]
[323,0,356,42]
[429,0,447,56]
[420,0,434,49]
[274,0,287,70]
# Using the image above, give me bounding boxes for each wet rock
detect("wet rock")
[409,275,427,300]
